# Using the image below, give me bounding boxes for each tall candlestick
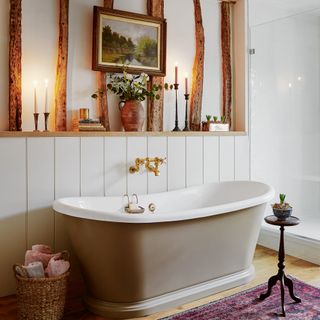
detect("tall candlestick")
[175,62,178,84]
[33,81,38,113]
[185,73,188,95]
[183,94,190,131]
[44,79,49,113]
[172,83,181,131]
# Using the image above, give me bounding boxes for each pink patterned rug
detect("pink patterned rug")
[161,277,320,320]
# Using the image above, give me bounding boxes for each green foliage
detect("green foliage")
[135,36,157,59]
[206,115,212,121]
[102,25,135,54]
[213,116,218,122]
[164,83,175,91]
[221,115,226,123]
[92,68,160,102]
[279,193,286,204]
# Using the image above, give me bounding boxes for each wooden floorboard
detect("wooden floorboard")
[0,245,319,320]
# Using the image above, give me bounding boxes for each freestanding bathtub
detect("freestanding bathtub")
[53,181,274,319]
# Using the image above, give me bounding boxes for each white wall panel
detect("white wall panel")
[220,136,235,181]
[235,136,250,180]
[27,138,55,249]
[80,137,104,196]
[105,137,127,196]
[186,137,203,187]
[127,137,148,195]
[55,137,81,198]
[168,137,186,190]
[147,137,168,193]
[0,138,27,296]
[204,136,219,183]
[55,137,80,252]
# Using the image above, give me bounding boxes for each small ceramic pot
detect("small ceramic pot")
[202,121,209,131]
[119,100,145,132]
[273,207,292,220]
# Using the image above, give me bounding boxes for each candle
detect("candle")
[175,62,178,84]
[33,81,38,113]
[185,73,188,95]
[44,79,49,113]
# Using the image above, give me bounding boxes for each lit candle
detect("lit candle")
[33,81,38,113]
[175,62,178,84]
[44,79,49,113]
[185,73,188,95]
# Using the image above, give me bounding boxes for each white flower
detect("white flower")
[140,73,149,81]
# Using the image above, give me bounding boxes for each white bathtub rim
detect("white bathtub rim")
[83,265,255,318]
[53,181,275,224]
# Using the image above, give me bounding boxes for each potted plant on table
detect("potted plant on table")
[272,193,292,220]
[92,70,161,131]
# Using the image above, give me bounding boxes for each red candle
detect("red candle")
[175,62,178,84]
[185,73,188,94]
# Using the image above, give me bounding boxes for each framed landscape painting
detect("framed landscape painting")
[93,7,167,76]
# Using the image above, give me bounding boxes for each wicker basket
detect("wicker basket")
[14,267,70,320]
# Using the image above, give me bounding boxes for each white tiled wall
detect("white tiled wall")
[0,135,249,296]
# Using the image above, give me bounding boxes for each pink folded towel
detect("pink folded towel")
[25,250,61,268]
[45,256,70,278]
[23,244,69,278]
[31,244,52,254]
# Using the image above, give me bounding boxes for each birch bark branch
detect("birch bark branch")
[9,0,22,131]
[221,1,232,125]
[54,0,69,131]
[98,0,113,131]
[190,0,205,131]
[146,0,164,132]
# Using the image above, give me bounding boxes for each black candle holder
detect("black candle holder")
[183,94,190,131]
[44,112,50,132]
[172,83,181,131]
[33,113,39,132]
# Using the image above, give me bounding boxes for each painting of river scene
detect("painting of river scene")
[93,7,166,76]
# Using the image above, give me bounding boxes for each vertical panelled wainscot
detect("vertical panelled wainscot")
[0,133,249,297]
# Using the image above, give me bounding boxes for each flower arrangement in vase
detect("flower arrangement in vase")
[92,69,161,131]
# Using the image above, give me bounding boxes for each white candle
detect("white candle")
[44,79,49,113]
[33,81,38,113]
[174,62,178,84]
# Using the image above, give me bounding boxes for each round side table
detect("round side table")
[259,215,301,316]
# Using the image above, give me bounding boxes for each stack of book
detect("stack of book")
[78,119,106,131]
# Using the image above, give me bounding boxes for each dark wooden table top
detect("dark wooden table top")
[264,215,300,227]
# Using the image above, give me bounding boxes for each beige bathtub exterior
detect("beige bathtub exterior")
[63,203,266,318]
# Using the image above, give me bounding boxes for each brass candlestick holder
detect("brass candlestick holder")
[183,94,190,131]
[44,112,50,131]
[172,83,181,131]
[33,113,39,132]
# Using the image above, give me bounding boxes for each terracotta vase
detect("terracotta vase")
[119,100,145,132]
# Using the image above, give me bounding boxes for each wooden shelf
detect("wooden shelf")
[0,131,247,138]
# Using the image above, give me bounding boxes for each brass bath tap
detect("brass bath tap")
[129,157,166,176]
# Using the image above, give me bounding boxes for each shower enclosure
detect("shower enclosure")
[249,1,320,263]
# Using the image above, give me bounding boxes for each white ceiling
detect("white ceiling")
[249,0,320,26]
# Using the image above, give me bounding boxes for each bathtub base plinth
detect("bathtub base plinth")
[83,265,255,319]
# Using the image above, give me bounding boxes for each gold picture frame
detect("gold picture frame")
[92,7,167,76]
